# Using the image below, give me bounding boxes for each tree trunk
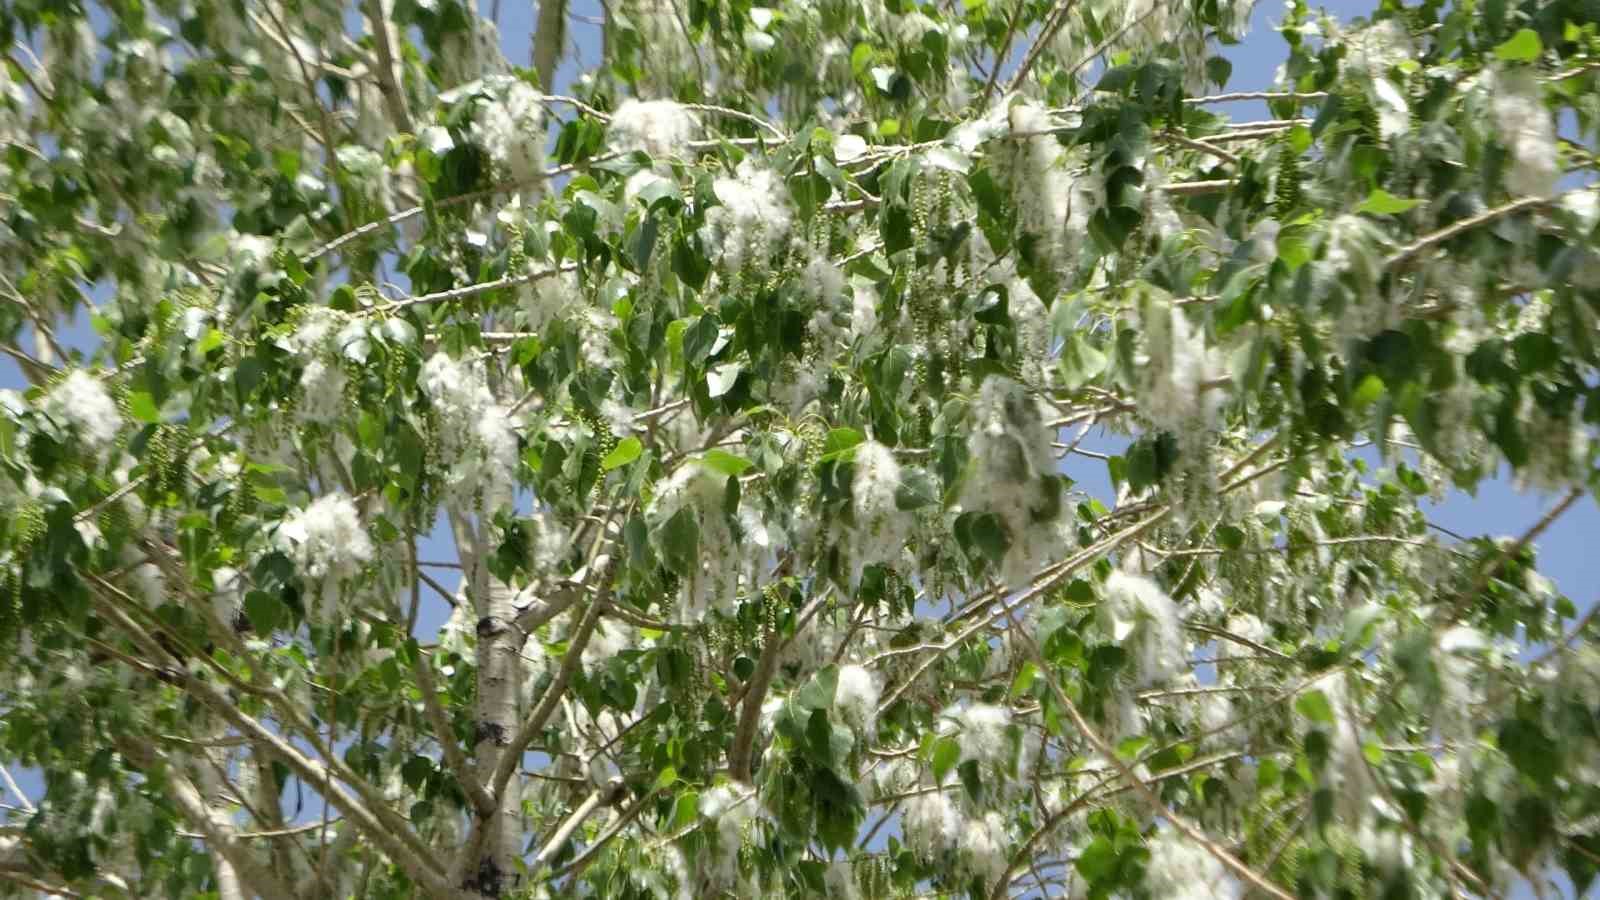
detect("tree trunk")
[453,511,525,897]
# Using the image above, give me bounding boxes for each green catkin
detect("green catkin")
[574,407,616,500]
[1275,134,1304,218]
[1345,84,1381,147]
[506,216,528,275]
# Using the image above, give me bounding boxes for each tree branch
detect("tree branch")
[530,777,624,868]
[1438,486,1584,626]
[1005,0,1079,93]
[362,0,413,133]
[92,597,461,898]
[1014,629,1297,900]
[117,739,300,900]
[532,0,568,93]
[1384,195,1552,270]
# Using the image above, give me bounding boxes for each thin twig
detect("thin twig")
[1006,0,1080,93]
[1438,486,1583,626]
[1183,90,1329,105]
[1015,629,1298,900]
[1385,195,1553,270]
[373,263,578,312]
[980,0,1024,107]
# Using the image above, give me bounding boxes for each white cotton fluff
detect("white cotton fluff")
[869,757,917,800]
[419,352,518,510]
[961,376,1065,585]
[700,782,755,886]
[1143,829,1243,900]
[772,368,822,415]
[608,99,698,159]
[964,811,1011,885]
[802,255,847,306]
[1491,67,1559,198]
[44,370,121,455]
[1198,692,1234,740]
[473,76,544,182]
[903,791,962,856]
[522,635,548,698]
[1100,571,1185,687]
[851,441,913,582]
[620,0,699,95]
[850,279,881,347]
[1227,612,1268,646]
[834,664,882,737]
[939,702,1016,772]
[1141,307,1223,438]
[1220,612,1269,661]
[276,492,373,584]
[1320,674,1377,820]
[524,269,577,332]
[439,601,476,659]
[599,398,640,436]
[1370,77,1411,140]
[824,861,859,900]
[1343,18,1414,75]
[804,261,853,361]
[211,566,243,627]
[122,548,166,605]
[648,463,751,623]
[580,620,635,674]
[660,844,693,900]
[283,306,341,354]
[231,233,277,273]
[298,358,348,424]
[706,158,794,272]
[1005,103,1096,274]
[336,143,394,213]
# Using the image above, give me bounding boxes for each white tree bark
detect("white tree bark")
[451,510,525,897]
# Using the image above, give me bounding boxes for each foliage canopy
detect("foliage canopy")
[2,0,1600,898]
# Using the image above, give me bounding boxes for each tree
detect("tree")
[1,0,1599,896]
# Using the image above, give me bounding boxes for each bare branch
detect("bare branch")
[362,0,413,133]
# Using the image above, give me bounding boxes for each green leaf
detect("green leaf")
[1075,836,1118,880]
[796,664,839,711]
[401,755,433,790]
[601,437,642,471]
[1010,662,1038,699]
[1356,188,1422,216]
[957,759,983,803]
[1295,689,1335,725]
[893,468,939,510]
[821,427,865,459]
[1498,717,1560,788]
[673,791,699,830]
[654,767,679,790]
[931,736,961,784]
[683,315,719,366]
[128,391,161,424]
[706,362,742,398]
[659,507,700,577]
[1095,65,1137,93]
[1215,525,1246,550]
[1352,373,1385,410]
[970,513,1010,566]
[244,590,283,635]
[630,212,660,270]
[700,448,754,476]
[1493,28,1542,62]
